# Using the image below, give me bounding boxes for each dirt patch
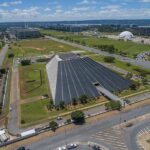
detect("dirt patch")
[25,47,45,51]
[138,133,150,150]
[58,45,64,48]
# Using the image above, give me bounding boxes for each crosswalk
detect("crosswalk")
[91,126,128,150]
[137,126,150,137]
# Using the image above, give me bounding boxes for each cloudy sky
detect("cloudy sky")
[0,0,150,22]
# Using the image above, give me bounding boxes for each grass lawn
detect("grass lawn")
[89,54,150,79]
[119,85,150,97]
[9,39,81,57]
[21,97,107,127]
[41,29,150,58]
[19,63,49,99]
[21,99,50,125]
[77,37,150,58]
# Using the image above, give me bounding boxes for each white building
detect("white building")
[119,31,134,41]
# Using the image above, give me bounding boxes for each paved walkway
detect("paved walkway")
[7,67,22,135]
[127,91,150,104]
[0,44,8,67]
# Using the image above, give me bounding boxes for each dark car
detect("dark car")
[17,147,26,150]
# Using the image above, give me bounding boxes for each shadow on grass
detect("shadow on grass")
[25,69,43,94]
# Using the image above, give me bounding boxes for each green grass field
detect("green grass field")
[41,29,150,58]
[9,39,81,57]
[89,54,150,79]
[19,63,49,99]
[21,99,50,124]
[21,97,107,127]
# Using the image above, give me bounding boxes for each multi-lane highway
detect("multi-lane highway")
[24,103,150,150]
[126,120,150,150]
[46,36,150,70]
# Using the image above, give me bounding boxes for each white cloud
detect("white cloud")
[139,0,150,2]
[78,0,97,5]
[72,7,90,12]
[44,8,51,12]
[0,0,22,7]
[0,1,150,21]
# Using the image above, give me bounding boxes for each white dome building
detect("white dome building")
[119,31,134,41]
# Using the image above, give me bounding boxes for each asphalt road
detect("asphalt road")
[126,119,150,150]
[7,67,23,135]
[46,36,150,70]
[26,104,150,150]
[0,44,8,67]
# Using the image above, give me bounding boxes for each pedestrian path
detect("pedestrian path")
[91,126,128,150]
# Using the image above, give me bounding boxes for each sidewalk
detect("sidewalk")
[7,67,22,135]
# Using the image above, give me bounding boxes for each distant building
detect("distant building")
[132,26,150,36]
[119,31,134,41]
[6,27,41,39]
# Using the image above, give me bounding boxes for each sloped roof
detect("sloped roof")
[46,55,132,105]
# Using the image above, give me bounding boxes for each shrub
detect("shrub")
[21,120,26,124]
[105,101,122,111]
[79,95,88,104]
[21,59,31,66]
[0,68,6,74]
[104,56,115,63]
[130,81,140,90]
[8,53,14,58]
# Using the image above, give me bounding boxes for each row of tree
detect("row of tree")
[47,95,95,111]
[93,44,116,54]
[49,100,122,131]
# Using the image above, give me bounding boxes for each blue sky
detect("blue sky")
[0,0,150,22]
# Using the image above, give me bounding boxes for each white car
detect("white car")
[67,143,78,149]
[57,146,67,150]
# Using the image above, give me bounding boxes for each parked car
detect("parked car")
[67,143,78,149]
[17,147,26,150]
[57,116,62,120]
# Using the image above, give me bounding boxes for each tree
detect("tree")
[47,100,54,110]
[142,78,148,85]
[104,56,115,63]
[126,63,131,67]
[79,95,88,104]
[49,121,58,131]
[66,119,71,124]
[0,68,6,74]
[8,53,14,58]
[130,81,140,90]
[71,110,85,124]
[126,72,133,79]
[72,98,78,106]
[105,101,122,111]
[59,101,65,109]
[21,59,31,66]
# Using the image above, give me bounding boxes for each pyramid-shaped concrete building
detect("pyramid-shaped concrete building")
[46,53,131,105]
